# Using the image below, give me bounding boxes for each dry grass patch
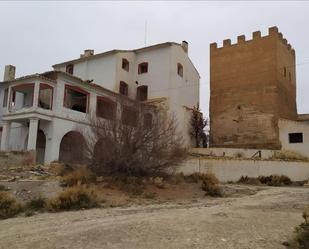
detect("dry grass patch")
[48,185,99,211]
[0,191,22,219]
[200,173,223,197]
[61,166,96,187]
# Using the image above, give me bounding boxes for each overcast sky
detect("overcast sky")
[0,1,308,115]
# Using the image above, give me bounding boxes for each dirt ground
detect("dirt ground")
[0,185,308,249]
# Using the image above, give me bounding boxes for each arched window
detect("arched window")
[66,64,74,75]
[177,63,183,77]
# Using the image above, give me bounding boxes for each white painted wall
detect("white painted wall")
[178,157,309,182]
[279,119,309,157]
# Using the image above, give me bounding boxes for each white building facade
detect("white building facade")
[0,42,200,164]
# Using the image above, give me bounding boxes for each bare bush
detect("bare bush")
[61,166,96,187]
[0,191,22,219]
[47,185,99,211]
[200,173,223,197]
[83,104,187,178]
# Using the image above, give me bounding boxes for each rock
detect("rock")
[282,241,290,247]
[8,177,17,182]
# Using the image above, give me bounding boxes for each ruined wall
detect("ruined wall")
[209,26,297,149]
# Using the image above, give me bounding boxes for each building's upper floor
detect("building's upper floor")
[52,41,200,105]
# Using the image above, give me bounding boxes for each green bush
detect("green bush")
[61,166,96,187]
[0,191,22,219]
[48,185,99,211]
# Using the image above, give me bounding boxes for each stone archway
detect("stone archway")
[59,131,86,164]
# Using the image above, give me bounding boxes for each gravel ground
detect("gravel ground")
[0,186,308,249]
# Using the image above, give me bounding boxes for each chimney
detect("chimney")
[181,41,188,53]
[80,49,94,58]
[3,65,16,81]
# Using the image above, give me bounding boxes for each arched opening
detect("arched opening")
[36,130,46,164]
[59,131,86,164]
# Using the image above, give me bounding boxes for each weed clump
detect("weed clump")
[288,207,309,249]
[47,185,99,211]
[258,175,292,186]
[61,166,96,187]
[0,191,22,219]
[200,173,223,197]
[24,197,47,211]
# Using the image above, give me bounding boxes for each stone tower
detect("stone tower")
[209,26,297,149]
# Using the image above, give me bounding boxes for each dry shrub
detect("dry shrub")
[288,207,309,249]
[258,175,292,186]
[114,176,145,196]
[83,107,187,178]
[0,191,22,219]
[201,173,223,197]
[237,176,261,185]
[273,150,309,162]
[61,166,96,187]
[48,185,99,211]
[49,162,72,176]
[0,185,8,191]
[170,172,185,184]
[24,197,46,211]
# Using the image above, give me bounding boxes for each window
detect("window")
[138,62,148,74]
[136,85,148,101]
[289,133,303,143]
[284,67,287,77]
[177,63,183,77]
[122,106,137,126]
[10,84,34,109]
[38,84,53,110]
[119,81,128,96]
[64,85,88,113]
[122,58,129,72]
[66,64,74,75]
[143,113,153,128]
[3,88,8,107]
[96,97,116,120]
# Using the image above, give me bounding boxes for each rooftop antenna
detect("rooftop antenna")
[144,20,147,47]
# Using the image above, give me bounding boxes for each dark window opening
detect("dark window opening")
[284,67,287,77]
[143,113,153,128]
[119,81,128,96]
[3,88,8,107]
[122,58,129,72]
[136,85,148,101]
[64,85,88,113]
[138,62,148,74]
[96,97,116,120]
[66,64,74,75]
[289,133,303,143]
[38,84,53,110]
[177,63,183,77]
[122,106,137,126]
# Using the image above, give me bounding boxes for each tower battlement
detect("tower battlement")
[210,26,295,57]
